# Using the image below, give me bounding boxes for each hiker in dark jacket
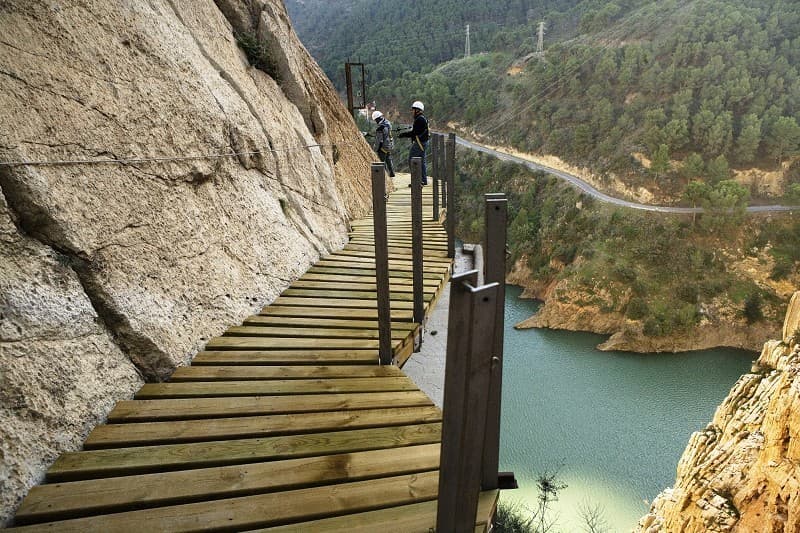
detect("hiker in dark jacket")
[372,110,395,177]
[397,100,429,185]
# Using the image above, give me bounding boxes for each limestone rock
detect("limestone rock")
[0,193,143,522]
[637,292,800,532]
[0,0,374,524]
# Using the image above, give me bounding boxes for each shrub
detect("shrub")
[743,292,763,323]
[236,32,281,81]
[494,501,535,533]
[626,297,649,320]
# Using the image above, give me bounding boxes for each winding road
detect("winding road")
[456,137,797,214]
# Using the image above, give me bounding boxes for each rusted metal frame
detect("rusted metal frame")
[410,159,426,335]
[344,63,354,119]
[481,194,508,490]
[436,270,499,532]
[446,133,456,258]
[371,163,393,365]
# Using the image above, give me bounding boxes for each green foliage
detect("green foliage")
[765,116,800,168]
[743,292,764,323]
[785,183,800,205]
[650,144,670,177]
[455,150,795,337]
[290,0,800,198]
[235,32,280,81]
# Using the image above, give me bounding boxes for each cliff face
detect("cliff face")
[0,0,374,523]
[638,292,800,532]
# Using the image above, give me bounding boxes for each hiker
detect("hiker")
[372,110,395,177]
[397,100,429,185]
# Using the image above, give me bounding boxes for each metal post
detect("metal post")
[482,194,508,490]
[432,134,440,221]
[410,157,425,329]
[371,163,392,365]
[446,133,456,258]
[440,134,447,218]
[436,271,499,532]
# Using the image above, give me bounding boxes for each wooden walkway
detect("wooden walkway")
[10,174,499,532]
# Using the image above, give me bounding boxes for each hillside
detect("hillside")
[285,0,593,86]
[290,0,800,203]
[0,0,373,523]
[455,150,799,352]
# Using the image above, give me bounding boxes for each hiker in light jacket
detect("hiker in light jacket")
[372,110,395,177]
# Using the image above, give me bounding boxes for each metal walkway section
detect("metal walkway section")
[9,173,498,532]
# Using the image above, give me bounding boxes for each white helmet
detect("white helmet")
[371,110,383,120]
[411,101,424,111]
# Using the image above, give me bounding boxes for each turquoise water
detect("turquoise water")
[500,286,756,531]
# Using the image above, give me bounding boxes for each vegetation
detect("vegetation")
[235,32,281,81]
[494,470,609,532]
[289,0,800,200]
[288,0,799,339]
[455,150,795,337]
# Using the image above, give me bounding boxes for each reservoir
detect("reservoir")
[500,286,756,531]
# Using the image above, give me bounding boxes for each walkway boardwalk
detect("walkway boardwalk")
[9,174,499,532]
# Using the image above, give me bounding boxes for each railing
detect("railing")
[370,134,515,530]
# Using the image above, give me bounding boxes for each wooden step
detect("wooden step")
[107,391,435,422]
[46,424,442,481]
[15,445,441,524]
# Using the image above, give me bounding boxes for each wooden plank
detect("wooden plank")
[258,489,498,533]
[290,280,436,295]
[15,445,441,524]
[260,306,414,321]
[46,424,442,481]
[272,297,414,310]
[242,315,417,331]
[318,257,450,272]
[85,406,442,448]
[170,365,402,381]
[308,265,441,280]
[205,336,387,350]
[192,349,379,366]
[299,272,439,287]
[282,288,417,302]
[134,376,419,399]
[327,251,452,267]
[11,473,440,533]
[108,391,435,422]
[342,244,450,258]
[223,326,410,341]
[347,242,449,253]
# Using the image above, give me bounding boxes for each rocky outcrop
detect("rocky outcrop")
[512,256,781,353]
[0,0,374,524]
[638,292,800,532]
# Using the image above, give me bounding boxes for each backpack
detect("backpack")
[381,121,395,153]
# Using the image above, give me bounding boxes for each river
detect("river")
[500,286,756,532]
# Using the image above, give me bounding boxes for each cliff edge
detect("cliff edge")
[638,291,800,532]
[0,0,374,524]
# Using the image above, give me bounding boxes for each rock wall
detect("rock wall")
[0,0,375,524]
[638,291,800,532]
